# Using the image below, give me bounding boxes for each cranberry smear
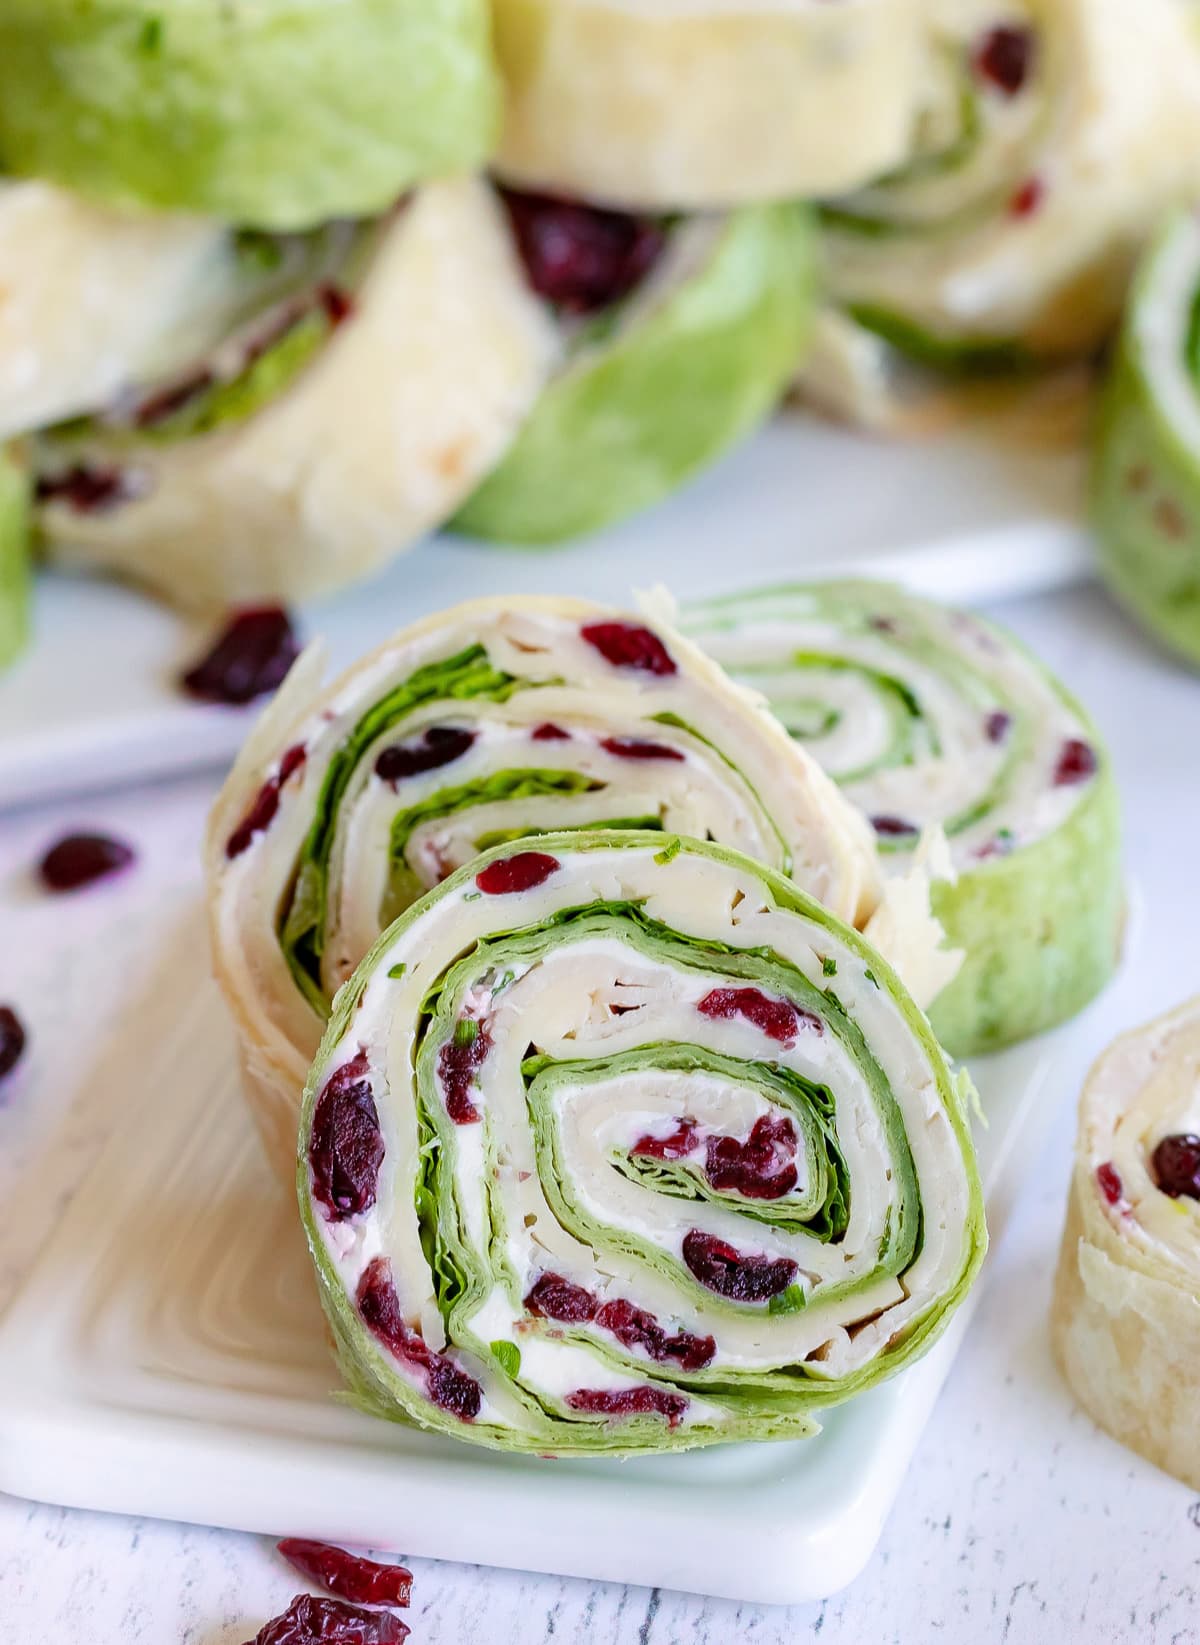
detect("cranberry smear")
[985,710,1012,743]
[681,1230,798,1303]
[0,1006,26,1082]
[243,1593,409,1645]
[531,722,571,741]
[436,1021,492,1124]
[358,1259,481,1419]
[973,25,1035,96]
[631,1117,700,1160]
[599,736,684,762]
[500,189,666,314]
[35,464,130,513]
[595,1298,715,1373]
[132,367,215,429]
[871,815,919,839]
[696,986,819,1046]
[1008,177,1044,220]
[375,726,476,784]
[226,743,306,859]
[277,1541,412,1609]
[38,832,134,893]
[1095,1161,1123,1206]
[566,1386,688,1429]
[706,1113,799,1202]
[1054,738,1097,787]
[1150,1134,1200,1201]
[309,1050,385,1220]
[525,1272,598,1324]
[183,606,300,705]
[579,621,677,677]
[475,851,560,895]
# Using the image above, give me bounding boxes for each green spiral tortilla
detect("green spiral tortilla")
[685,580,1123,1057]
[0,449,31,673]
[297,831,985,1456]
[0,0,499,230]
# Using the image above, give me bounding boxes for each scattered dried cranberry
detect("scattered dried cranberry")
[500,189,666,314]
[226,744,306,859]
[580,621,677,676]
[1095,1162,1123,1206]
[0,1006,26,1082]
[525,1272,598,1324]
[1150,1134,1200,1201]
[243,1593,409,1645]
[985,710,1012,743]
[38,832,134,892]
[1008,177,1044,219]
[599,737,684,762]
[631,1118,700,1160]
[277,1541,412,1609]
[132,367,215,429]
[375,727,476,784]
[565,1386,688,1428]
[1053,738,1097,787]
[475,852,560,895]
[182,607,300,705]
[681,1230,798,1303]
[706,1114,799,1202]
[357,1258,482,1420]
[308,1051,385,1220]
[35,464,131,513]
[318,284,356,327]
[871,815,919,839]
[972,24,1035,96]
[595,1298,715,1373]
[436,1020,492,1124]
[531,722,571,741]
[696,986,818,1046]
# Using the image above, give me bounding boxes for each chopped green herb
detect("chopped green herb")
[767,1284,807,1316]
[653,836,683,865]
[387,962,407,980]
[491,1340,521,1379]
[864,968,880,989]
[463,890,482,903]
[138,16,163,53]
[453,1018,479,1048]
[821,956,837,978]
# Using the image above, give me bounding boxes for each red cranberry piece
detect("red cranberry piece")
[985,710,1012,743]
[475,851,560,895]
[599,736,685,762]
[705,1113,799,1202]
[500,188,666,314]
[525,1272,598,1323]
[38,832,134,892]
[226,743,306,859]
[357,1258,482,1420]
[277,1541,412,1609]
[696,986,819,1046]
[318,284,356,327]
[132,366,215,428]
[565,1386,688,1429]
[375,726,476,784]
[1054,738,1097,787]
[1095,1162,1123,1206]
[436,1020,491,1124]
[0,1005,26,1082]
[1150,1134,1200,1201]
[594,1298,715,1373]
[579,621,677,677]
[243,1593,409,1645]
[183,607,300,706]
[1008,177,1044,219]
[631,1118,700,1160]
[871,815,919,839]
[531,722,571,741]
[35,464,131,513]
[309,1050,385,1220]
[681,1230,797,1302]
[972,25,1035,96]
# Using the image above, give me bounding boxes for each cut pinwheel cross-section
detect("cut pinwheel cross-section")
[299,831,986,1456]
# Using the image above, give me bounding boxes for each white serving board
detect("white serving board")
[0,412,1088,810]
[0,904,1107,1607]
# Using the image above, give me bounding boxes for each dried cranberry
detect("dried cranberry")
[357,1258,482,1420]
[500,189,666,314]
[35,464,131,513]
[579,621,677,676]
[308,1050,385,1220]
[243,1593,409,1645]
[1054,738,1097,787]
[531,722,571,741]
[599,737,684,762]
[985,710,1012,743]
[475,852,559,895]
[871,815,919,839]
[318,285,356,327]
[182,607,300,705]
[132,367,215,428]
[0,1006,26,1082]
[565,1386,688,1428]
[525,1272,599,1323]
[1095,1162,1123,1206]
[1008,177,1044,219]
[277,1541,412,1609]
[681,1230,797,1302]
[226,743,306,859]
[38,832,134,892]
[436,1021,491,1124]
[375,727,476,784]
[631,1118,700,1160]
[1150,1134,1200,1201]
[696,986,819,1046]
[705,1114,799,1202]
[594,1298,715,1373]
[973,25,1035,96]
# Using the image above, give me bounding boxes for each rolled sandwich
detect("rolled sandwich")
[1053,997,1200,1490]
[299,830,986,1454]
[1091,214,1200,669]
[685,580,1123,1057]
[0,449,30,672]
[35,181,557,608]
[0,0,499,230]
[207,595,901,1173]
[491,0,928,210]
[452,191,812,543]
